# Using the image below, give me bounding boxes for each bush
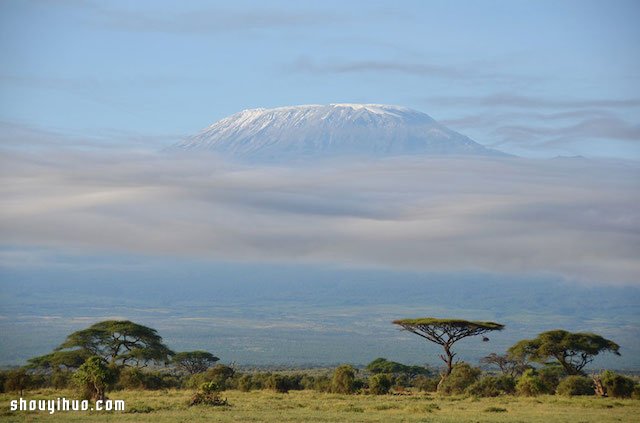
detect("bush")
[189,382,228,407]
[466,375,516,397]
[309,374,331,392]
[51,370,73,389]
[117,367,145,389]
[237,374,254,392]
[556,376,594,396]
[537,365,565,393]
[438,363,481,395]
[266,374,291,393]
[186,364,235,390]
[331,365,358,394]
[116,367,181,390]
[632,384,640,400]
[412,375,439,392]
[3,369,31,396]
[366,358,432,377]
[515,369,549,396]
[369,374,392,395]
[600,371,635,398]
[73,357,117,401]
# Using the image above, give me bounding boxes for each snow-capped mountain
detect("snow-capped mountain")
[172,104,506,160]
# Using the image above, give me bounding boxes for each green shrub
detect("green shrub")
[189,381,228,407]
[600,371,635,398]
[50,370,73,389]
[3,368,31,396]
[266,374,291,393]
[438,363,481,395]
[466,375,516,397]
[632,384,640,400]
[556,376,594,396]
[237,374,254,392]
[516,369,549,396]
[331,365,358,394]
[412,375,439,392]
[537,365,565,393]
[369,374,392,395]
[117,367,145,389]
[72,356,117,401]
[366,358,432,377]
[310,374,331,392]
[186,364,235,390]
[116,367,180,390]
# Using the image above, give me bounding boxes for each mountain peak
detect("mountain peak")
[173,104,507,161]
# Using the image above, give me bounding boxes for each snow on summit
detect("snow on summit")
[173,104,506,160]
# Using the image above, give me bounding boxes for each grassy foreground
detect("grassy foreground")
[1,389,638,422]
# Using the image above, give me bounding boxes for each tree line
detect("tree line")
[1,317,638,403]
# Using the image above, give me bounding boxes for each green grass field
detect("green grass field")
[1,389,638,422]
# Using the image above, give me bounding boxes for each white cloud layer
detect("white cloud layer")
[0,150,638,284]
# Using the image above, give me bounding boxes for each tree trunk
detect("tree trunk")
[592,375,606,397]
[436,346,455,392]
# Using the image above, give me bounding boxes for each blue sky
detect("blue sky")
[1,0,639,157]
[0,0,639,285]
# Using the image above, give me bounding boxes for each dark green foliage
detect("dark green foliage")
[189,381,228,407]
[368,374,392,395]
[186,364,235,390]
[480,353,529,377]
[50,369,73,389]
[234,372,312,392]
[556,376,594,396]
[307,374,331,392]
[516,369,551,396]
[632,384,640,400]
[117,367,146,389]
[266,374,292,393]
[438,363,481,395]
[55,320,174,368]
[331,365,358,394]
[27,350,91,371]
[172,351,219,374]
[466,375,516,397]
[393,317,504,376]
[236,374,255,392]
[508,330,620,375]
[600,371,635,398]
[72,356,117,401]
[366,358,431,377]
[537,365,566,392]
[3,368,31,396]
[115,367,179,390]
[393,318,504,330]
[412,375,439,392]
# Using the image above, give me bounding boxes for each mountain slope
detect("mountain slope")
[173,103,506,160]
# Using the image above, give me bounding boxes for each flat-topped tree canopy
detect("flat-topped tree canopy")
[393,318,504,344]
[393,317,505,378]
[393,318,504,331]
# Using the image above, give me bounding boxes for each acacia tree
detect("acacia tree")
[27,350,91,372]
[46,320,173,368]
[480,353,529,377]
[393,318,504,379]
[172,351,220,374]
[508,330,620,375]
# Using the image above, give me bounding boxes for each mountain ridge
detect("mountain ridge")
[172,103,508,160]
